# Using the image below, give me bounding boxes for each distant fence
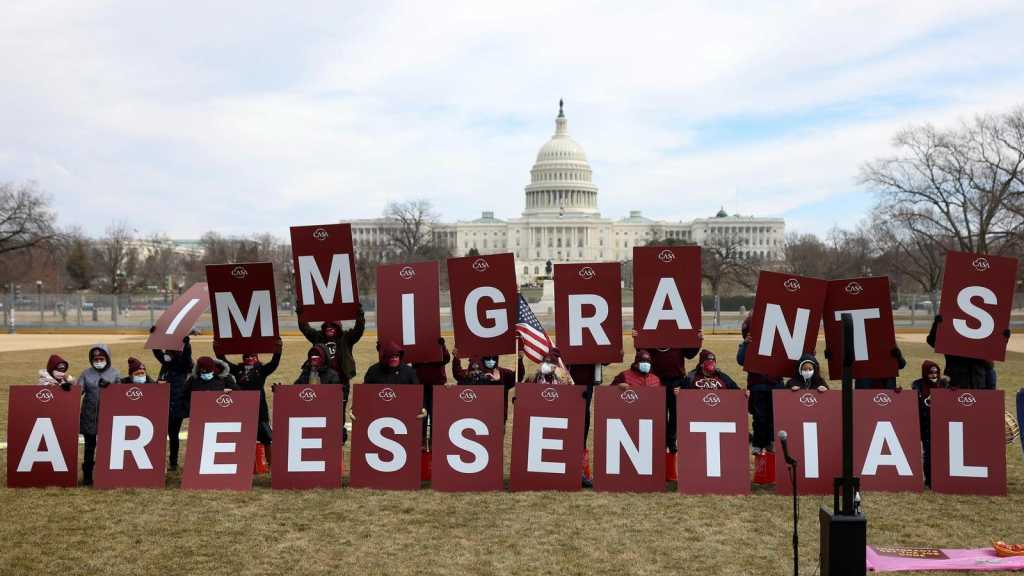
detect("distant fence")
[3,291,1024,332]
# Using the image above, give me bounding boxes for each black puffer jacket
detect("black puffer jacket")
[363,340,419,385]
[184,359,238,399]
[152,337,194,420]
[926,316,988,389]
[785,353,829,390]
[219,350,281,424]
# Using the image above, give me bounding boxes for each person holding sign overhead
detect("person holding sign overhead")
[927,315,1009,389]
[150,331,194,471]
[298,302,365,441]
[216,337,283,465]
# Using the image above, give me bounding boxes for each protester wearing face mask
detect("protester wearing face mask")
[451,346,526,421]
[150,329,194,470]
[363,340,419,385]
[119,357,155,385]
[612,350,661,389]
[74,344,120,486]
[411,338,452,449]
[294,345,341,386]
[680,349,739,390]
[736,314,785,455]
[38,354,75,390]
[216,337,282,464]
[527,350,573,385]
[185,356,238,396]
[912,360,949,487]
[631,329,702,457]
[786,354,828,392]
[297,304,365,433]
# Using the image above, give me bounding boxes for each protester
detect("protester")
[37,354,74,389]
[185,356,237,393]
[850,346,907,390]
[786,353,829,391]
[216,337,282,464]
[926,315,1009,389]
[451,346,526,420]
[631,329,702,458]
[119,357,156,384]
[680,349,740,390]
[75,344,120,486]
[151,333,194,471]
[298,303,365,442]
[412,338,451,448]
[736,315,784,454]
[567,361,601,488]
[364,340,419,385]
[293,344,341,385]
[612,350,661,388]
[912,360,949,487]
[527,349,573,385]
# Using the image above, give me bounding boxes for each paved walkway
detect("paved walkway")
[0,334,145,353]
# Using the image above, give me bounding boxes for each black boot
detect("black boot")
[82,463,94,486]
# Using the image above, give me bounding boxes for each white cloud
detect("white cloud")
[0,0,1021,238]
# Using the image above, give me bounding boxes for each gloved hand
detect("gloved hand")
[98,379,110,389]
[1003,328,1012,339]
[823,349,832,360]
[934,315,943,323]
[149,325,156,334]
[60,382,72,392]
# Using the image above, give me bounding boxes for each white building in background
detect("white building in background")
[351,102,785,283]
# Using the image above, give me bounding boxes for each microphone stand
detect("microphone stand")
[789,453,798,576]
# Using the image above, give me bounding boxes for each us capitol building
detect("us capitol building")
[350,102,785,284]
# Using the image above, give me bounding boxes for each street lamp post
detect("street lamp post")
[36,280,43,325]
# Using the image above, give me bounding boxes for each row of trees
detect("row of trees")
[3,104,1023,303]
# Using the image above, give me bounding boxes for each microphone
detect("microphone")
[778,430,797,466]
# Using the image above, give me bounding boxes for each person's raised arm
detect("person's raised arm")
[263,337,283,376]
[347,304,366,345]
[926,315,940,349]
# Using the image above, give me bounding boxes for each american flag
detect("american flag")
[515,294,552,363]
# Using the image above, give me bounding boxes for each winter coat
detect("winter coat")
[736,340,784,391]
[854,347,908,390]
[364,340,419,385]
[635,346,699,383]
[152,337,194,420]
[452,356,525,389]
[75,344,121,435]
[926,316,988,389]
[612,367,662,387]
[294,366,341,385]
[184,359,238,398]
[298,308,365,380]
[37,369,74,387]
[785,352,829,390]
[681,368,739,390]
[119,375,156,384]
[412,340,452,387]
[218,350,281,423]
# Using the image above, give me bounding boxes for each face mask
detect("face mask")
[800,369,814,381]
[324,328,338,339]
[132,375,147,384]
[483,359,497,369]
[52,371,66,380]
[92,360,107,371]
[200,372,214,381]
[540,362,554,375]
[163,354,172,362]
[310,358,324,368]
[927,372,939,382]
[637,361,651,374]
[387,357,401,368]
[702,360,716,374]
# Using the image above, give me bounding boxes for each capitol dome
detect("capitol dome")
[523,100,599,217]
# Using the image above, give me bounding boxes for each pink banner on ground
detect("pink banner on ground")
[866,546,1024,572]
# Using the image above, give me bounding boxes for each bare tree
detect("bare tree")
[0,181,58,256]
[94,222,135,294]
[701,233,753,299]
[383,200,442,260]
[783,228,876,280]
[869,216,944,300]
[860,106,1024,256]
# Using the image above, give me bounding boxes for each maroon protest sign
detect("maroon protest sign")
[431,385,505,492]
[935,251,1018,362]
[377,262,442,364]
[271,384,344,490]
[206,262,280,354]
[145,283,209,351]
[554,263,623,365]
[94,383,170,489]
[290,223,360,323]
[181,391,260,491]
[510,382,586,491]
[823,277,898,380]
[447,253,518,358]
[349,384,424,490]
[745,272,827,378]
[676,390,749,494]
[593,386,665,492]
[929,389,1006,496]
[633,246,702,349]
[772,390,841,495]
[6,385,80,488]
[853,390,922,492]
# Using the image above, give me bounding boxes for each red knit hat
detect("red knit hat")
[127,357,145,374]
[699,349,716,364]
[196,356,217,373]
[47,354,68,374]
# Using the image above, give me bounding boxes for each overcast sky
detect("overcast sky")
[2,1,1023,239]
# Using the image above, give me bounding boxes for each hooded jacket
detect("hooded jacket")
[295,344,342,385]
[363,340,419,385]
[786,353,828,390]
[75,344,121,435]
[152,336,194,420]
[185,358,238,395]
[38,355,74,387]
[926,316,988,389]
[298,307,365,380]
[218,349,281,423]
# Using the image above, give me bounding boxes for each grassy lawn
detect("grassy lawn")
[1,333,1022,575]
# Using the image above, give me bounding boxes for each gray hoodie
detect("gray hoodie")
[74,343,121,435]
